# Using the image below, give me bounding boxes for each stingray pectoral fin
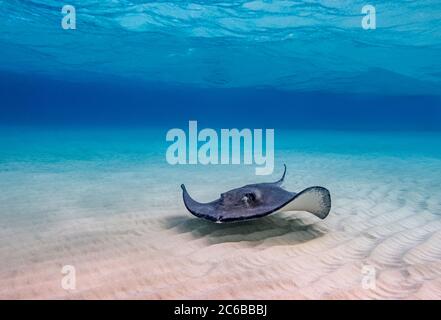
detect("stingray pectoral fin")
[181,184,203,214]
[281,187,331,219]
[181,184,219,222]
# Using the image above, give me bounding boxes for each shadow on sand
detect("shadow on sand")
[161,213,327,247]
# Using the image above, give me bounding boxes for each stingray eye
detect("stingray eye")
[243,192,256,202]
[247,193,256,201]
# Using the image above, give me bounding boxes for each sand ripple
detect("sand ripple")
[1,159,441,299]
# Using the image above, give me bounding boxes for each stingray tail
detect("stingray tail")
[283,186,331,219]
[273,164,287,186]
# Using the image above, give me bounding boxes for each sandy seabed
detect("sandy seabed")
[1,187,441,299]
[0,152,441,299]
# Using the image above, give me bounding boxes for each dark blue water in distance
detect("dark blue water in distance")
[1,71,440,131]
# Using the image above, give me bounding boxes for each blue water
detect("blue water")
[0,1,440,211]
[1,1,441,130]
[1,0,441,94]
[0,0,440,213]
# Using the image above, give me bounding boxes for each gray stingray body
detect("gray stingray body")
[181,165,331,223]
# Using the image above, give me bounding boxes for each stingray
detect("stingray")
[181,165,331,223]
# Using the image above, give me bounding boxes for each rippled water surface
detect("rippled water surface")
[1,0,440,93]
